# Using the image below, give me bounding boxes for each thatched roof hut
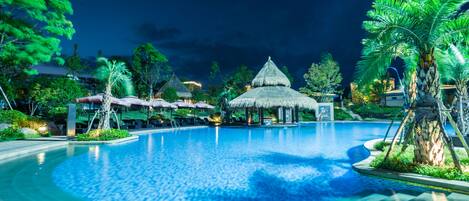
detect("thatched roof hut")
[156,74,192,99]
[230,57,317,110]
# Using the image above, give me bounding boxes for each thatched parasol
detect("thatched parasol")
[76,93,131,107]
[172,100,195,108]
[120,96,151,107]
[194,101,215,109]
[251,56,291,88]
[151,98,177,109]
[229,86,317,109]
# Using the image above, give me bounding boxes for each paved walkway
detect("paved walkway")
[0,137,68,162]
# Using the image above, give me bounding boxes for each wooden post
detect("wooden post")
[245,108,249,126]
[260,108,264,125]
[295,106,299,123]
[384,110,413,162]
[282,107,286,124]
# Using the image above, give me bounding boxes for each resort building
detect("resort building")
[229,57,318,125]
[156,74,192,101]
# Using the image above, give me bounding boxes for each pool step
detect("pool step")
[446,192,469,201]
[382,193,416,201]
[359,193,389,201]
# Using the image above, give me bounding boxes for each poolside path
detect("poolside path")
[0,137,68,162]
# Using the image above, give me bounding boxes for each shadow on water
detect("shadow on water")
[185,147,432,201]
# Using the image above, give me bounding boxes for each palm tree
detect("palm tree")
[95,57,134,130]
[439,44,469,134]
[355,0,469,165]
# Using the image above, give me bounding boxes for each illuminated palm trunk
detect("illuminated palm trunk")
[413,50,445,166]
[98,84,112,130]
[455,80,468,136]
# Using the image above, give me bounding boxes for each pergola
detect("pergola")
[229,57,318,125]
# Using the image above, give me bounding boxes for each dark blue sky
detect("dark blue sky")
[62,0,373,88]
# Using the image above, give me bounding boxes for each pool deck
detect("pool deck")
[0,126,209,162]
[353,138,469,195]
[0,137,68,162]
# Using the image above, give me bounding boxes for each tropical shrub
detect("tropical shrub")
[334,109,353,120]
[162,88,178,102]
[0,127,25,141]
[350,104,402,119]
[373,141,390,151]
[0,110,29,126]
[76,129,130,141]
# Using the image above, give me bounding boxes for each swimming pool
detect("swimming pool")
[0,122,464,200]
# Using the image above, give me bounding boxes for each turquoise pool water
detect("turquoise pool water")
[0,123,463,200]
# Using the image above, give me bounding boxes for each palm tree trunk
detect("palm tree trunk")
[98,84,112,130]
[413,50,445,166]
[455,81,468,135]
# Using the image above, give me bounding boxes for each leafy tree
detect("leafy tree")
[28,77,86,116]
[300,53,343,102]
[192,89,208,102]
[131,43,171,100]
[280,66,294,83]
[209,61,222,82]
[95,57,134,130]
[0,0,75,75]
[65,44,86,76]
[225,65,254,96]
[355,0,469,165]
[161,88,178,102]
[369,74,393,104]
[0,0,75,109]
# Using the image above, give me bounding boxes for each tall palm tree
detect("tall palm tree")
[356,0,469,165]
[439,44,469,134]
[95,57,134,130]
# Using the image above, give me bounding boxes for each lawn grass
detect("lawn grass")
[370,144,469,181]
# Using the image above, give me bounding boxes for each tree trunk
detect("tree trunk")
[98,84,112,130]
[413,50,445,166]
[149,85,154,101]
[455,81,468,136]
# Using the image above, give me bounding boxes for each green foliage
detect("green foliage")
[300,111,316,121]
[131,43,171,98]
[373,141,391,151]
[226,65,254,96]
[175,109,191,117]
[355,0,469,89]
[64,44,86,74]
[76,129,130,141]
[96,57,134,96]
[192,89,208,102]
[371,144,469,181]
[334,108,353,120]
[0,127,24,141]
[300,53,343,102]
[0,0,75,76]
[0,110,28,125]
[209,61,222,82]
[29,77,86,117]
[280,66,294,83]
[350,103,402,119]
[162,88,178,102]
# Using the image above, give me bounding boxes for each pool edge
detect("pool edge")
[352,139,469,195]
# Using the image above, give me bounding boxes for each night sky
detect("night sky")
[62,0,373,88]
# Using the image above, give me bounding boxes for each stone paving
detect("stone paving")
[0,137,68,162]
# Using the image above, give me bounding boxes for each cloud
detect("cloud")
[133,23,181,42]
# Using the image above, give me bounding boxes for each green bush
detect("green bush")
[371,144,469,181]
[334,108,353,120]
[175,109,192,117]
[300,111,316,121]
[0,127,25,141]
[0,110,28,125]
[373,141,390,151]
[351,103,402,119]
[77,129,131,141]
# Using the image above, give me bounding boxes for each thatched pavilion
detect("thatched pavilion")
[156,74,192,100]
[229,57,318,125]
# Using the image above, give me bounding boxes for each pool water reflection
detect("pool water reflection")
[0,122,461,200]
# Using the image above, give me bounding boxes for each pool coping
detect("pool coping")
[0,126,209,162]
[353,138,469,195]
[130,125,209,135]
